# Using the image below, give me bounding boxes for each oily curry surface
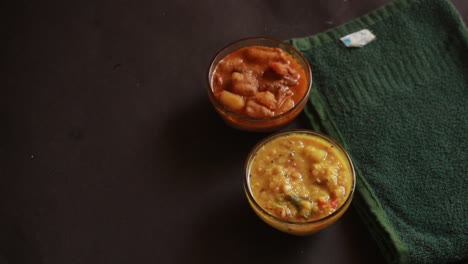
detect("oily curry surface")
[249,134,353,222]
[212,46,308,119]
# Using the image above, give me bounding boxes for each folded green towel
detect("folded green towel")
[287,0,468,263]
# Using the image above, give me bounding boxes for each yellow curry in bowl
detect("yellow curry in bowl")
[244,130,355,235]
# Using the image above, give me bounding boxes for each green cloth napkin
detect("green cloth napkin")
[287,0,468,263]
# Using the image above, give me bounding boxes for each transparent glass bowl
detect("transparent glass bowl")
[207,37,312,132]
[244,130,356,235]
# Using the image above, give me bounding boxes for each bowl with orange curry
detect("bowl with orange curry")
[207,37,312,132]
[244,130,356,235]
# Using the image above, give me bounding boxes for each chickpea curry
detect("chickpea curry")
[211,46,309,118]
[248,134,353,222]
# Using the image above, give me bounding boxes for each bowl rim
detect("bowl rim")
[243,129,356,226]
[206,36,313,123]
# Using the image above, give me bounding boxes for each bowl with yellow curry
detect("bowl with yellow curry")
[244,130,356,235]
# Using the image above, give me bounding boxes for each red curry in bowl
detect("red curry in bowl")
[207,38,312,132]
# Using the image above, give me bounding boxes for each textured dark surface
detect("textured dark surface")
[291,0,468,262]
[1,0,467,263]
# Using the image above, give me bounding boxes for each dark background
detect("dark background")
[1,0,467,263]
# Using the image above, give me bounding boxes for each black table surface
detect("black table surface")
[2,0,467,263]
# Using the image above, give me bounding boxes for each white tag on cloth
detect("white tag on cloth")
[340,29,376,48]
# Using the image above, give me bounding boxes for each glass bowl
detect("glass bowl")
[244,130,356,235]
[207,37,312,132]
